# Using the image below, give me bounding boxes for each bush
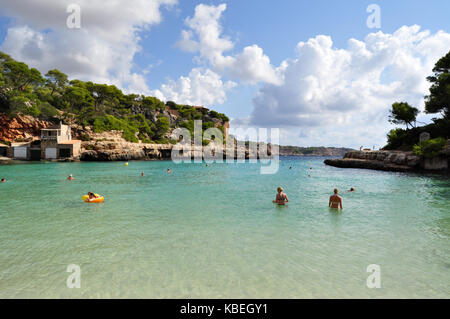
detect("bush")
[93,115,138,143]
[413,137,447,158]
[23,104,41,117]
[80,133,92,141]
[38,102,59,118]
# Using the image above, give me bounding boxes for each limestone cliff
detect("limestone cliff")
[0,114,52,142]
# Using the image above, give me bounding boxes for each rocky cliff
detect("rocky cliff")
[0,114,52,142]
[324,146,450,173]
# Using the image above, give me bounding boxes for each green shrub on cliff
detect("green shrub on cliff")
[413,137,446,158]
[93,115,138,143]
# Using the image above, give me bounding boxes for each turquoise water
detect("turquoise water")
[0,157,449,298]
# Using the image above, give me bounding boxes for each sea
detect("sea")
[0,156,449,298]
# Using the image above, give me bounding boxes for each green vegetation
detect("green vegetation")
[385,51,450,151]
[388,102,419,129]
[0,51,229,143]
[413,137,447,158]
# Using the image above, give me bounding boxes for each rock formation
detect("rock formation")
[324,147,449,173]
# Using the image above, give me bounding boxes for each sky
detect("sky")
[0,0,449,148]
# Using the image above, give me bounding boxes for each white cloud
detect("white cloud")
[152,68,236,106]
[0,0,177,94]
[246,25,450,147]
[176,3,281,85]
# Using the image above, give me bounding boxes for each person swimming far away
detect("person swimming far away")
[329,188,343,209]
[167,168,172,173]
[141,172,145,176]
[273,187,289,205]
[67,174,74,180]
[1,178,5,183]
[347,187,355,192]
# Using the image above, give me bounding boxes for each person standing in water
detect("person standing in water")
[329,188,343,209]
[273,187,289,205]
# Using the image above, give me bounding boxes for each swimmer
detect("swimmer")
[141,172,145,176]
[329,188,343,209]
[167,168,172,173]
[289,166,292,169]
[347,187,355,192]
[87,192,99,200]
[67,174,74,180]
[273,187,289,205]
[1,178,5,183]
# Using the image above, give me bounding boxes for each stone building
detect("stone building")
[11,122,81,160]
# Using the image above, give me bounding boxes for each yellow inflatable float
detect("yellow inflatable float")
[82,193,104,203]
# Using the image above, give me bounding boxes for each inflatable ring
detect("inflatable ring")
[82,194,104,203]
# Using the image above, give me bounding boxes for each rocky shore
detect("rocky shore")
[78,130,272,161]
[324,147,450,173]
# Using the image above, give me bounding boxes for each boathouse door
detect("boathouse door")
[59,148,71,158]
[30,149,41,161]
[45,148,57,159]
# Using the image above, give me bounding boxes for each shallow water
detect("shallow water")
[0,157,449,298]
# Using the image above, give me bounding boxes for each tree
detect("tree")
[45,69,68,96]
[64,86,93,111]
[425,50,450,119]
[2,61,44,89]
[388,102,419,129]
[155,115,170,138]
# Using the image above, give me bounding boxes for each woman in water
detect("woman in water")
[329,188,343,209]
[273,187,289,205]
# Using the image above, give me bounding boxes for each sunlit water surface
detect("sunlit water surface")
[0,157,449,298]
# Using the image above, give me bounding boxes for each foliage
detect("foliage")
[413,137,447,158]
[425,50,450,119]
[388,102,419,129]
[384,51,450,150]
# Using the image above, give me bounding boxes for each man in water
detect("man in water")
[329,188,343,209]
[1,178,5,183]
[273,187,289,205]
[141,172,145,176]
[347,187,355,192]
[67,174,74,180]
[167,168,172,173]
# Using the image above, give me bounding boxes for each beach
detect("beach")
[0,157,449,298]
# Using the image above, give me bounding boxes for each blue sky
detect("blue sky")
[0,0,449,147]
